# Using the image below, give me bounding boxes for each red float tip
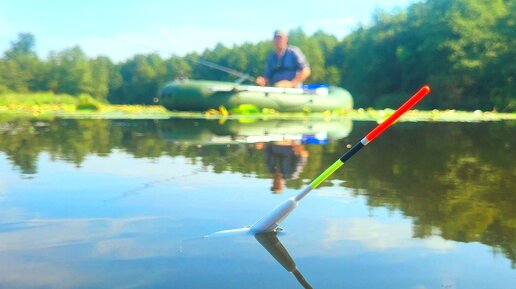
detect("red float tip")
[364,84,431,142]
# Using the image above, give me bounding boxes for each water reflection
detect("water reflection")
[158,118,352,144]
[0,117,515,272]
[255,232,313,289]
[256,141,309,194]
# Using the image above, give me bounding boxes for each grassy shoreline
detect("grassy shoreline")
[1,104,515,122]
[1,92,515,122]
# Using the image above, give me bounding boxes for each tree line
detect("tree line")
[0,0,514,111]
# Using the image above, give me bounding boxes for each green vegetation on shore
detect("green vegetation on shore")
[0,91,77,106]
[0,92,169,119]
[1,92,514,122]
[0,0,514,112]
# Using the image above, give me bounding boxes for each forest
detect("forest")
[0,0,514,111]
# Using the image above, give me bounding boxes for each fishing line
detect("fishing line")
[103,168,203,202]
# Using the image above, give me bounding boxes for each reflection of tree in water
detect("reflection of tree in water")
[1,119,515,266]
[0,119,45,174]
[341,122,516,267]
[0,118,330,185]
[0,119,157,174]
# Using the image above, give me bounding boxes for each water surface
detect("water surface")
[0,118,514,289]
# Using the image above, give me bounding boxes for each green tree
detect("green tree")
[484,0,515,111]
[89,56,115,101]
[1,33,42,92]
[47,46,93,95]
[162,55,192,82]
[113,54,162,104]
[312,30,341,85]
[196,43,232,81]
[334,11,406,108]
[333,0,513,110]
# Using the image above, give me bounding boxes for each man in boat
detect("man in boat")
[256,30,311,88]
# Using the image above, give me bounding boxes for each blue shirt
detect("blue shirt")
[264,45,309,87]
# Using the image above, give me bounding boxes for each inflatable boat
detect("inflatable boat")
[156,80,353,113]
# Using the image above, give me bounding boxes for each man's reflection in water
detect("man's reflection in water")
[256,140,309,194]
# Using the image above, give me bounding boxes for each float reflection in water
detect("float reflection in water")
[202,230,312,289]
[255,232,313,289]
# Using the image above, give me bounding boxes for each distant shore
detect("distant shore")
[1,91,514,122]
[1,104,514,122]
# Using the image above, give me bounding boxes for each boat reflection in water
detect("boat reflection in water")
[159,117,352,194]
[255,232,313,289]
[158,117,352,145]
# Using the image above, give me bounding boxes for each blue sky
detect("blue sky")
[0,0,416,62]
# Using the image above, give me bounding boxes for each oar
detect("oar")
[250,85,431,233]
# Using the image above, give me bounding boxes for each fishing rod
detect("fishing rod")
[118,39,256,83]
[204,84,431,238]
[188,58,256,83]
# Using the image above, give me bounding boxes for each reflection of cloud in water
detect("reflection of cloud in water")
[77,152,197,179]
[0,257,86,289]
[74,153,233,192]
[0,213,185,287]
[0,216,173,256]
[323,218,456,251]
[315,186,356,204]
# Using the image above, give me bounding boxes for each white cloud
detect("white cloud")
[151,25,269,54]
[35,33,156,62]
[39,25,271,62]
[315,185,358,205]
[304,17,360,37]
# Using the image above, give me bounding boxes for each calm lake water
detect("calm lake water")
[0,117,514,289]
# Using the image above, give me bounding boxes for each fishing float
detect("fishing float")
[206,85,431,237]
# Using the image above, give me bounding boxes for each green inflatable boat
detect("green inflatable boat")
[156,80,353,112]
